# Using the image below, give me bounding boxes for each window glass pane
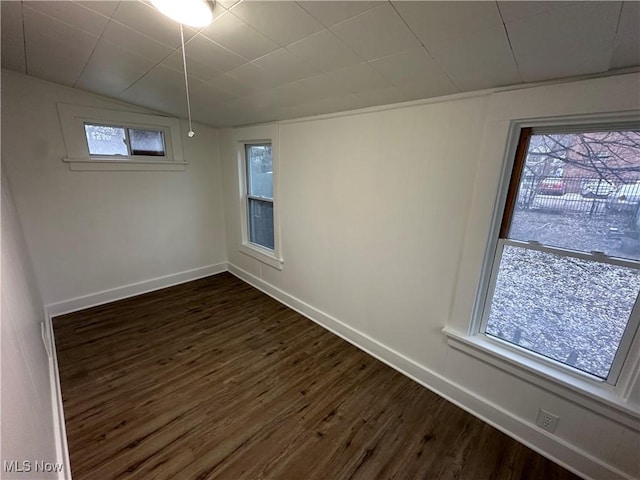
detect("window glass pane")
[248,199,274,250]
[128,128,165,156]
[84,124,127,156]
[509,130,640,261]
[486,245,640,379]
[246,144,273,199]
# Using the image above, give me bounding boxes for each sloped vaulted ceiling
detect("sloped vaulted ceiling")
[1,0,639,127]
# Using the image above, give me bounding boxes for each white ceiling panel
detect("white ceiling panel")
[183,34,247,73]
[3,0,639,128]
[162,51,223,83]
[101,20,174,63]
[23,6,99,86]
[330,3,420,61]
[393,1,503,47]
[253,48,320,85]
[297,1,380,27]
[428,25,521,91]
[73,1,120,18]
[612,1,640,69]
[496,2,573,23]
[27,1,110,36]
[506,1,622,82]
[200,11,279,61]
[1,1,26,73]
[111,1,198,49]
[326,62,393,93]
[231,1,324,47]
[76,40,157,96]
[369,48,457,92]
[286,29,364,72]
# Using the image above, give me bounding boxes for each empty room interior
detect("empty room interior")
[2,0,640,479]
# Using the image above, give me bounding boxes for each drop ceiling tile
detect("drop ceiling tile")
[227,62,281,91]
[23,6,99,85]
[298,1,380,27]
[330,3,419,61]
[396,80,459,102]
[429,25,521,91]
[101,20,174,63]
[1,1,26,73]
[369,47,457,93]
[392,1,503,47]
[497,1,573,23]
[74,1,120,18]
[185,34,247,73]
[231,1,324,47]
[76,39,156,96]
[253,48,320,85]
[27,1,110,36]
[506,1,622,81]
[162,51,223,83]
[208,73,256,98]
[286,29,364,72]
[269,74,350,108]
[121,65,201,118]
[326,62,392,93]
[190,79,239,105]
[217,0,241,10]
[273,93,368,120]
[612,1,640,69]
[200,11,279,61]
[111,1,198,49]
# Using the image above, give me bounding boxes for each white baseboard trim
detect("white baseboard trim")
[45,263,228,318]
[228,263,632,480]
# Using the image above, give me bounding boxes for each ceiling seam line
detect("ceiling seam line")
[73,15,114,89]
[608,2,625,70]
[496,2,524,83]
[20,1,28,75]
[387,1,460,91]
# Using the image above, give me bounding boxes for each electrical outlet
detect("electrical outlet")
[536,409,559,433]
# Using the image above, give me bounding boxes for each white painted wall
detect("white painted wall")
[1,70,227,309]
[1,176,58,478]
[221,73,640,479]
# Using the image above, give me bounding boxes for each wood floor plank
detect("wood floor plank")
[53,272,582,480]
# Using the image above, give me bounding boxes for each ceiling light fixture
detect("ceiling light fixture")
[150,0,214,28]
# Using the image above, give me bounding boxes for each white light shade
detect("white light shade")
[151,0,213,27]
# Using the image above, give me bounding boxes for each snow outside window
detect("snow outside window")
[480,127,640,384]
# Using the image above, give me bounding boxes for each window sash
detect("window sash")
[480,238,640,384]
[244,143,274,252]
[84,122,167,159]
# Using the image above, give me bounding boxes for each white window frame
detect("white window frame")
[446,113,640,427]
[235,124,283,270]
[57,103,186,171]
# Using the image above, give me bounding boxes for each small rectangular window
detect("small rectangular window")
[481,127,640,383]
[83,123,166,158]
[245,143,274,250]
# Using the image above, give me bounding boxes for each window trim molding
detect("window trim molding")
[57,103,185,171]
[234,124,283,270]
[464,113,640,413]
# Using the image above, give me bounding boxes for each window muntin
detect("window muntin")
[482,127,640,383]
[245,143,274,250]
[84,123,166,158]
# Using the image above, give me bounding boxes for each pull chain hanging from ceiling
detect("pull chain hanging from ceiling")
[180,24,195,138]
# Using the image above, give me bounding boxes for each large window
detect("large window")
[480,127,640,384]
[244,143,274,250]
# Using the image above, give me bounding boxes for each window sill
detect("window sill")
[63,157,187,171]
[239,243,283,271]
[443,328,640,428]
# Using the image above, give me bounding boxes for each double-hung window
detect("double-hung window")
[244,143,274,250]
[480,126,640,385]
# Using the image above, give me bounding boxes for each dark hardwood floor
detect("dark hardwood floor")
[54,272,582,480]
